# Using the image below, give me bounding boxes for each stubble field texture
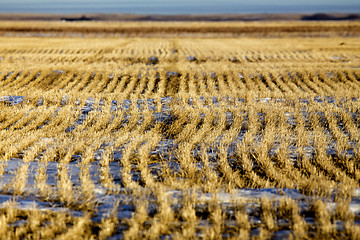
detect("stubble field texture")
[0,21,360,239]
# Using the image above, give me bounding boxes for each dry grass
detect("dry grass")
[0,20,360,37]
[0,23,360,239]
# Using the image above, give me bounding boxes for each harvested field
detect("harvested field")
[0,23,360,239]
[0,21,360,37]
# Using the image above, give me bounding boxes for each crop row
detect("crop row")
[0,68,359,101]
[0,96,360,238]
[1,35,360,238]
[0,37,359,66]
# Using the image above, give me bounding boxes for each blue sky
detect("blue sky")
[1,0,359,3]
[1,0,359,4]
[1,0,359,14]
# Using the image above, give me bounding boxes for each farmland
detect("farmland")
[0,21,360,239]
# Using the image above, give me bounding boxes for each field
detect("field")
[0,21,360,239]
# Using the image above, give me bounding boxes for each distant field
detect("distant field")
[0,21,360,37]
[0,22,360,239]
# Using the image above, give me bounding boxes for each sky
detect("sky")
[1,0,360,14]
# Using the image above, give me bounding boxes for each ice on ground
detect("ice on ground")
[167,188,308,204]
[60,95,69,105]
[186,56,197,62]
[0,194,83,216]
[0,96,24,105]
[54,70,64,74]
[148,56,159,65]
[166,71,180,78]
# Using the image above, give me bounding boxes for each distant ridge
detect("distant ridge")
[301,13,360,21]
[0,13,359,21]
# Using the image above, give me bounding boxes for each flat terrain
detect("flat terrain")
[0,20,360,38]
[0,21,360,239]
